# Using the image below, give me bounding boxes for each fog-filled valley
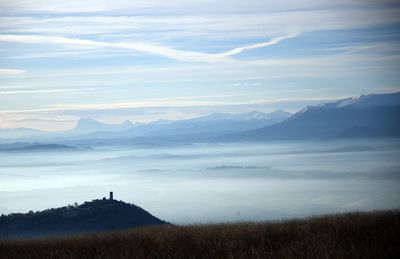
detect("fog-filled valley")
[1,138,399,224]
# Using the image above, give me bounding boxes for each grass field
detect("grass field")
[1,210,399,259]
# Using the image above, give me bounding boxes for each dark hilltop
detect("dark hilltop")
[0,192,167,240]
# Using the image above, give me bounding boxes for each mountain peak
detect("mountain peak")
[186,110,291,123]
[232,110,291,120]
[78,118,98,122]
[265,110,292,119]
[231,111,267,120]
[296,92,400,116]
[75,118,106,130]
[121,120,133,126]
[189,113,232,122]
[73,118,136,134]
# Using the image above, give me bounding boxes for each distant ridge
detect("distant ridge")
[73,118,135,134]
[0,197,167,239]
[53,110,291,143]
[185,110,291,122]
[0,127,45,140]
[0,144,75,152]
[220,92,400,141]
[0,110,291,143]
[2,93,399,143]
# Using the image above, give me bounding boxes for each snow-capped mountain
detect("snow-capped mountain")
[187,110,291,122]
[222,92,400,141]
[298,92,400,114]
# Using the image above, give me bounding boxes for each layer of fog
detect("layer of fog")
[1,139,399,223]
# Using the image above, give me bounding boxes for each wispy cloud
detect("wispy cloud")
[0,88,95,95]
[0,96,338,115]
[0,68,26,76]
[0,93,254,115]
[1,0,398,15]
[0,32,299,62]
[215,30,300,57]
[1,7,398,38]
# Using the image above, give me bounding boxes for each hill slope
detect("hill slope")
[0,210,398,259]
[0,199,167,239]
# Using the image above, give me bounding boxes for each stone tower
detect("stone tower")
[109,191,113,200]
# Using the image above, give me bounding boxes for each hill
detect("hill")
[0,197,167,239]
[0,210,398,259]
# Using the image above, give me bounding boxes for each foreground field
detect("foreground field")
[1,210,399,259]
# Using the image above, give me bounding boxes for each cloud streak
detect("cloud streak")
[1,0,398,15]
[0,88,95,95]
[0,68,26,76]
[0,32,300,62]
[215,30,300,57]
[0,96,338,115]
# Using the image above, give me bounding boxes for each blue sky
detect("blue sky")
[0,0,399,130]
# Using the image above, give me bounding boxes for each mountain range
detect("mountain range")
[0,110,291,143]
[71,110,291,137]
[221,92,400,141]
[0,128,45,140]
[0,92,399,145]
[73,118,135,134]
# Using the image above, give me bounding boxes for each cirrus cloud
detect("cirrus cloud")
[0,68,26,76]
[0,32,300,62]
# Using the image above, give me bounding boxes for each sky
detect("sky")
[0,0,400,131]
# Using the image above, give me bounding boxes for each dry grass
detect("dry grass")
[1,210,399,259]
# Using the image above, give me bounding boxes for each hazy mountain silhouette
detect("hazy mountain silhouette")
[0,127,45,140]
[220,92,400,141]
[1,92,399,143]
[129,110,292,137]
[55,110,292,142]
[0,198,167,239]
[71,111,291,137]
[0,144,75,152]
[185,110,291,122]
[72,118,135,134]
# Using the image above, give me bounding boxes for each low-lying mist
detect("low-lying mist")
[1,139,399,223]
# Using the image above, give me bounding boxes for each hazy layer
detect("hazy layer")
[1,139,399,223]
